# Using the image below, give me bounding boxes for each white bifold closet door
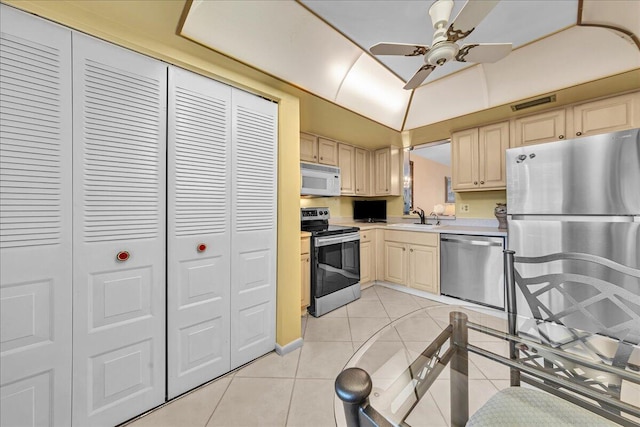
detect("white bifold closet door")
[72,33,167,426]
[0,6,73,426]
[167,67,232,398]
[230,90,278,369]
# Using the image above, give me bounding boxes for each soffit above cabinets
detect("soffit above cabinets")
[181,0,640,132]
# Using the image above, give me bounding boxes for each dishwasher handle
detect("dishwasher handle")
[440,236,503,247]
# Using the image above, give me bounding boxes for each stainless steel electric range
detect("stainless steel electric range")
[301,207,361,317]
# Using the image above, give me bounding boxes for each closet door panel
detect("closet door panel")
[230,90,278,368]
[0,6,72,427]
[167,67,232,399]
[72,33,167,427]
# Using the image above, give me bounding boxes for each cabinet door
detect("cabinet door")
[167,67,231,399]
[572,92,640,138]
[360,240,372,284]
[451,128,479,191]
[301,254,310,308]
[374,148,390,195]
[383,241,406,285]
[409,245,439,294]
[478,121,508,190]
[300,132,318,163]
[513,109,566,147]
[0,7,73,426]
[230,89,278,369]
[318,137,338,165]
[72,33,167,426]
[338,144,356,195]
[355,148,370,195]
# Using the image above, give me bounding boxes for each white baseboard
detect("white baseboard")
[275,337,304,356]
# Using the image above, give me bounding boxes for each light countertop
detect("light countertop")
[330,219,508,237]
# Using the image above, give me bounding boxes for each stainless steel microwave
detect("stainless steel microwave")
[300,162,341,196]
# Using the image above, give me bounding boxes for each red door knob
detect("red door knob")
[197,243,207,252]
[116,251,130,262]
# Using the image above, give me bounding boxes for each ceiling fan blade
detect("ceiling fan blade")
[446,0,499,42]
[403,65,436,90]
[370,42,430,57]
[455,43,512,63]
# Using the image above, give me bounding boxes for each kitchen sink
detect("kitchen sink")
[387,223,440,231]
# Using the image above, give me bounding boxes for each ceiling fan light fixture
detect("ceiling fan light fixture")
[426,42,458,66]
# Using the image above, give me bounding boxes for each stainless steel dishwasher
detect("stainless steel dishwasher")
[440,234,505,310]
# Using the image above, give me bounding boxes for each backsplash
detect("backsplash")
[300,196,404,219]
[455,190,506,219]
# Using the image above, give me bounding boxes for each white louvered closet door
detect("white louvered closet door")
[0,6,73,426]
[230,90,278,368]
[71,33,167,426]
[167,67,232,398]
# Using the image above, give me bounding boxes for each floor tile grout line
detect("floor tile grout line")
[283,377,298,427]
[203,375,234,427]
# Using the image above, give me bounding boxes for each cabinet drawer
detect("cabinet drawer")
[384,230,438,247]
[360,230,373,243]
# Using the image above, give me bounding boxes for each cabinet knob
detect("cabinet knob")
[480,181,485,184]
[474,181,478,185]
[307,258,309,263]
[403,247,406,251]
[386,188,388,191]
[313,155,317,159]
[320,157,323,160]
[116,251,130,262]
[410,249,414,252]
[559,135,565,139]
[197,243,207,252]
[576,131,582,136]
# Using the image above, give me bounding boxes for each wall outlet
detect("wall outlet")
[459,204,470,213]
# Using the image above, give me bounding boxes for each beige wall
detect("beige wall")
[410,154,452,214]
[2,0,303,347]
[455,190,507,219]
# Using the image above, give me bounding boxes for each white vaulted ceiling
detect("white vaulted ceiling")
[181,0,640,132]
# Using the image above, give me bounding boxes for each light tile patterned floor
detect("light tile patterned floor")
[124,285,504,427]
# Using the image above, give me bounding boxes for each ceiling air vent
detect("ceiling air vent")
[511,94,556,112]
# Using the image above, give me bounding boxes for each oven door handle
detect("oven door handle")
[315,233,360,247]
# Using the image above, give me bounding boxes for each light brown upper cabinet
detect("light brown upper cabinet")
[572,92,640,138]
[452,121,509,192]
[338,143,355,195]
[355,148,370,196]
[318,137,338,165]
[512,109,566,147]
[300,132,318,163]
[374,146,402,196]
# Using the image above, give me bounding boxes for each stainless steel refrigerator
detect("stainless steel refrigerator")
[507,128,640,336]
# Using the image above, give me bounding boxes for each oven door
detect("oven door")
[313,233,360,298]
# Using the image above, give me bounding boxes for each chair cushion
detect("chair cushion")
[466,387,618,426]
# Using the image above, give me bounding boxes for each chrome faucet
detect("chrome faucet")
[412,207,426,224]
[429,211,441,226]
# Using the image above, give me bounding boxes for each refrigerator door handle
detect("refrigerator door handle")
[510,215,636,222]
[440,237,503,247]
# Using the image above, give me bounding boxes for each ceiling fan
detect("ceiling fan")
[370,0,512,90]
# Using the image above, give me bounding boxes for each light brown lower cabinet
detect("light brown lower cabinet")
[359,230,376,285]
[301,235,310,311]
[382,230,439,295]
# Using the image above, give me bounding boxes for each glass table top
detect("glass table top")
[334,305,640,427]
